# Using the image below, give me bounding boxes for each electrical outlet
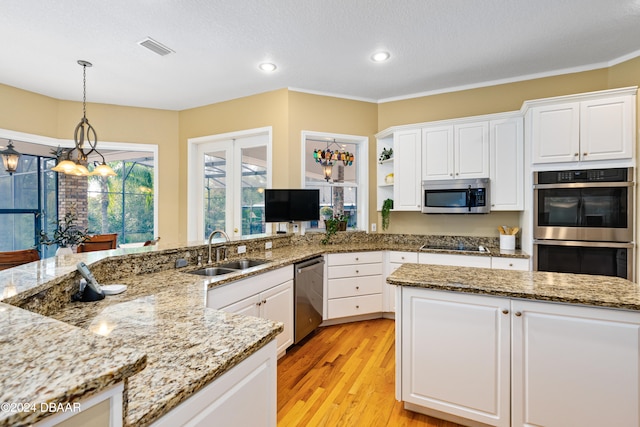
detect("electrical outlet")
[237,245,247,254]
[371,223,377,232]
[265,241,273,249]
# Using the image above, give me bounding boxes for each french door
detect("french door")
[190,129,271,240]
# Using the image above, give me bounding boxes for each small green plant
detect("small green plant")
[39,210,89,248]
[378,148,393,164]
[321,213,347,245]
[381,198,393,230]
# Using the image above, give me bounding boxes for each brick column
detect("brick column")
[57,173,88,230]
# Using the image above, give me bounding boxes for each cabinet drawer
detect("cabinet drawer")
[328,276,383,299]
[327,294,383,319]
[328,251,383,266]
[389,251,418,264]
[491,257,530,271]
[328,263,383,279]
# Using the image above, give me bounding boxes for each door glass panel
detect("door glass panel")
[240,146,266,236]
[581,187,627,228]
[204,151,227,238]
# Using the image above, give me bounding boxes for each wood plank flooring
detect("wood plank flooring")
[277,318,463,427]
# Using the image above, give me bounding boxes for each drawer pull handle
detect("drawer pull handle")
[356,286,360,290]
[515,311,522,317]
[509,263,513,267]
[355,257,359,261]
[502,309,509,315]
[356,305,360,309]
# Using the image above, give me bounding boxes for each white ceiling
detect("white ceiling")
[2,0,640,111]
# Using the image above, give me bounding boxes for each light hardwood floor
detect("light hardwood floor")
[277,318,463,427]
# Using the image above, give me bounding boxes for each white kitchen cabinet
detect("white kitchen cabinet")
[397,287,640,427]
[530,91,635,165]
[422,121,489,180]
[400,288,510,427]
[393,129,422,210]
[385,251,419,313]
[326,252,383,320]
[152,340,277,427]
[207,266,294,357]
[36,384,123,427]
[511,300,640,427]
[490,116,523,210]
[490,257,529,271]
[376,130,422,212]
[418,252,492,268]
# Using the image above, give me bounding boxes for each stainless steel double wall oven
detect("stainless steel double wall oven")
[533,167,634,279]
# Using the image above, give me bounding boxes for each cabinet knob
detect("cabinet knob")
[509,263,513,267]
[355,270,359,274]
[450,173,453,177]
[401,256,405,260]
[455,173,459,176]
[515,311,522,317]
[356,286,360,290]
[356,305,360,309]
[355,257,359,261]
[583,152,588,156]
[262,300,267,304]
[257,302,262,306]
[574,152,579,156]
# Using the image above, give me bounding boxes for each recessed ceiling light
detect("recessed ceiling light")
[259,62,277,72]
[371,51,390,62]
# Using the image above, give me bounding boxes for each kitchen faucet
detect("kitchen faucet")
[207,229,230,264]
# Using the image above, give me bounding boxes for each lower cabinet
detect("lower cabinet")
[385,251,419,312]
[491,256,529,271]
[418,252,492,268]
[207,266,293,357]
[326,252,383,320]
[398,287,640,427]
[151,340,277,427]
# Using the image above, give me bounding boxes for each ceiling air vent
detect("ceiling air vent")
[138,37,174,56]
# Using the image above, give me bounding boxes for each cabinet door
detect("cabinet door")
[580,95,634,162]
[401,288,510,427]
[490,117,523,210]
[531,103,580,164]
[512,300,640,427]
[261,280,294,356]
[221,294,261,317]
[393,129,422,211]
[455,121,489,179]
[422,125,454,180]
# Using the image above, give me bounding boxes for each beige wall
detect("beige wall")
[2,57,640,243]
[0,83,181,243]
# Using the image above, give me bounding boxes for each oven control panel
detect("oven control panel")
[538,167,630,184]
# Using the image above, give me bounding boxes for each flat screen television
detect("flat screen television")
[264,189,320,222]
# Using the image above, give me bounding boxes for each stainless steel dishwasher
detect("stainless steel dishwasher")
[294,256,324,344]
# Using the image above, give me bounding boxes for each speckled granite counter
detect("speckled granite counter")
[0,232,529,426]
[387,263,640,310]
[0,302,146,427]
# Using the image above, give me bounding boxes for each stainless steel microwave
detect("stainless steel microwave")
[422,178,490,214]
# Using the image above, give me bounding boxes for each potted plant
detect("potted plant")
[381,198,393,230]
[39,211,89,256]
[321,213,348,245]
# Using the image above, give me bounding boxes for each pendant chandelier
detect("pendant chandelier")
[52,60,116,177]
[312,139,355,182]
[0,140,21,175]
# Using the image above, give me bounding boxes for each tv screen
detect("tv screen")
[265,189,320,222]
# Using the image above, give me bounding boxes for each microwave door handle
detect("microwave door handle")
[467,188,471,212]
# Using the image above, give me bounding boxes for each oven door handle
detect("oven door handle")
[534,182,634,189]
[533,240,634,248]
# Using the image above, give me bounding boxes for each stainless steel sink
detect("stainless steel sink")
[187,267,238,276]
[218,259,269,270]
[186,259,269,277]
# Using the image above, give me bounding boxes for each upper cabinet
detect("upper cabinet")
[529,90,636,165]
[422,121,489,180]
[376,129,422,212]
[490,116,523,211]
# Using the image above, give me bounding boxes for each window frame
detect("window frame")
[301,131,369,232]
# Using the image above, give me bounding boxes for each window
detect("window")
[87,158,155,244]
[0,153,57,257]
[302,132,368,231]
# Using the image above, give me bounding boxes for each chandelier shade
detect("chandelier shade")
[312,139,355,182]
[51,60,116,177]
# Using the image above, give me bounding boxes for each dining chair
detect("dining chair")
[77,233,118,253]
[0,249,40,270]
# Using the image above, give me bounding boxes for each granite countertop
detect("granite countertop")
[0,232,530,427]
[387,263,640,310]
[0,302,147,427]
